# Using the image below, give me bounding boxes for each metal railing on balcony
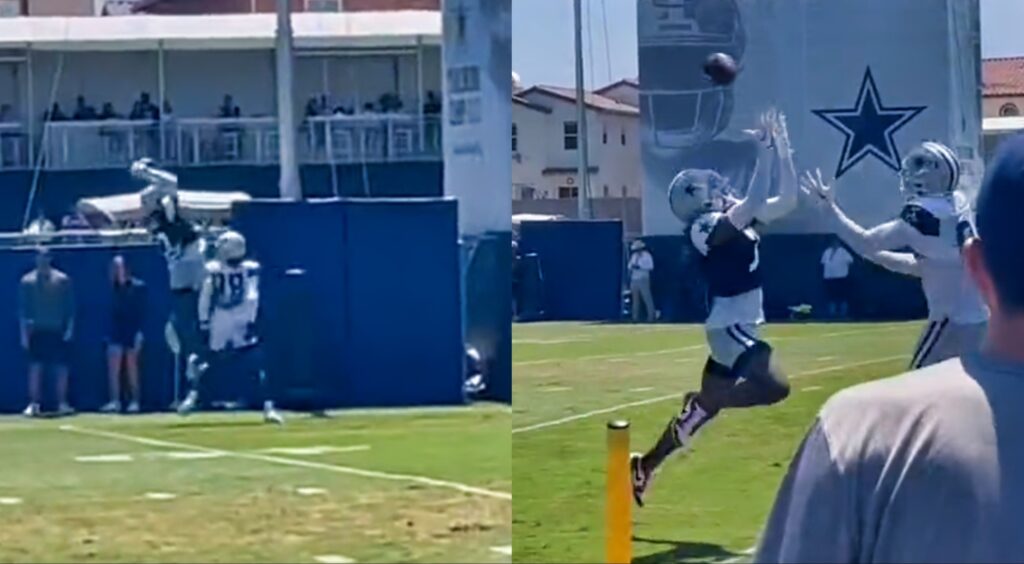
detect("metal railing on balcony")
[40,114,443,171]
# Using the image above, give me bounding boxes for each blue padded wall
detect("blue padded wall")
[518,220,624,321]
[341,198,465,406]
[0,245,172,413]
[639,233,928,322]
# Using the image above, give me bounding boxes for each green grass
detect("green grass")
[512,321,922,563]
[0,405,510,563]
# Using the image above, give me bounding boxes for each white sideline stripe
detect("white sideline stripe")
[159,451,225,460]
[514,325,912,367]
[314,555,355,564]
[512,355,908,434]
[491,545,512,555]
[0,497,22,505]
[258,445,370,456]
[59,425,511,501]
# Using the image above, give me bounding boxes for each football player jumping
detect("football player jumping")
[177,230,284,424]
[801,141,989,369]
[132,158,207,406]
[630,109,799,506]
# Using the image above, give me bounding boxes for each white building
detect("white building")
[512,82,639,201]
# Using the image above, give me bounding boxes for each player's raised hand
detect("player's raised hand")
[744,109,776,148]
[800,168,835,208]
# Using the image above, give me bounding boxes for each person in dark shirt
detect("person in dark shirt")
[101,255,146,414]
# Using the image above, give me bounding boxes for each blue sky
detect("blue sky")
[512,0,1024,89]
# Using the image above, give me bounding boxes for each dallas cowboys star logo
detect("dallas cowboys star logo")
[812,67,926,179]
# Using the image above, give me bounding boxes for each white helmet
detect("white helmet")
[215,230,246,263]
[668,168,733,221]
[899,141,960,198]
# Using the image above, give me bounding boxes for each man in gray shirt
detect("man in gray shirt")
[19,248,75,417]
[757,133,1024,562]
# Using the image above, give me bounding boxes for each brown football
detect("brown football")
[703,52,738,86]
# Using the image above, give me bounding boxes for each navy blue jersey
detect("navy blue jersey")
[689,212,761,298]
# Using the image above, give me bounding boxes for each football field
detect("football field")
[512,321,921,563]
[0,405,510,563]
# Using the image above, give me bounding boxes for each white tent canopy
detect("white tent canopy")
[0,11,441,52]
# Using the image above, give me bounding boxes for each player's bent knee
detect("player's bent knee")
[735,342,789,405]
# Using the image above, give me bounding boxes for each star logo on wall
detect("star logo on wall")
[812,67,926,179]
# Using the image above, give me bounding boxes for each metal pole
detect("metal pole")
[157,41,166,161]
[26,47,33,166]
[275,0,302,200]
[416,36,424,153]
[573,0,591,219]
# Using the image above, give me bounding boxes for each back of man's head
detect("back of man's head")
[975,134,1024,313]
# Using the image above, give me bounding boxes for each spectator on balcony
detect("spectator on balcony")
[100,255,145,414]
[44,103,66,122]
[379,92,403,113]
[72,96,98,121]
[424,91,442,116]
[219,95,240,119]
[161,100,173,121]
[99,102,121,120]
[305,97,322,118]
[130,92,159,121]
[0,103,14,122]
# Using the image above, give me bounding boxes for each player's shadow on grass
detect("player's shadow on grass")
[632,536,743,563]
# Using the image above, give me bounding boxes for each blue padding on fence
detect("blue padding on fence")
[0,197,465,413]
[637,233,927,322]
[340,198,465,406]
[519,220,624,321]
[0,245,172,413]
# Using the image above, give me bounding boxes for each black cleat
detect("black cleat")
[630,453,653,507]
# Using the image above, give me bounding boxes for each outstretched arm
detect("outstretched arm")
[726,111,778,229]
[865,250,921,278]
[757,114,799,224]
[801,169,909,253]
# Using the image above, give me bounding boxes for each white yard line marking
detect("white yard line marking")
[490,545,512,555]
[0,497,22,505]
[514,325,911,367]
[158,451,226,460]
[513,355,908,434]
[60,425,511,501]
[629,387,655,393]
[258,445,370,456]
[143,492,177,501]
[314,555,355,564]
[74,453,134,463]
[719,545,758,563]
[816,356,836,362]
[801,386,823,392]
[540,386,572,393]
[296,487,327,496]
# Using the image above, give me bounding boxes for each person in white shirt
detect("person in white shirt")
[820,238,854,319]
[628,240,655,323]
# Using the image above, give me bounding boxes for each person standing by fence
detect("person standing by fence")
[100,255,146,414]
[19,248,75,417]
[628,240,656,323]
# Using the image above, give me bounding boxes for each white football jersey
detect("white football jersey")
[879,195,987,323]
[199,259,261,351]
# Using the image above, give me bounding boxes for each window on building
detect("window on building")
[603,185,610,197]
[558,186,579,199]
[621,129,626,146]
[1001,103,1020,117]
[564,122,578,150]
[512,123,518,153]
[520,186,536,200]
